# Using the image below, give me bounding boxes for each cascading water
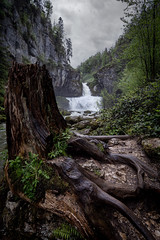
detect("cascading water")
[67,83,102,114]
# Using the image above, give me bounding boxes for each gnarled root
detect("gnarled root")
[69,136,159,194]
[49,157,156,240]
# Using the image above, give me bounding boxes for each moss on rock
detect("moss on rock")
[141,138,160,162]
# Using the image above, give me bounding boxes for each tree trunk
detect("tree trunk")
[5,62,66,159]
[4,62,159,240]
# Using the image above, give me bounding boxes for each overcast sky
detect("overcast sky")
[51,0,125,68]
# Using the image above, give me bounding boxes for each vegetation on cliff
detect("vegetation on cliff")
[102,0,160,137]
[78,0,160,139]
[0,0,75,122]
[93,80,160,137]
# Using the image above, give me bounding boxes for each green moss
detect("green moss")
[97,143,104,153]
[93,169,101,177]
[142,140,160,162]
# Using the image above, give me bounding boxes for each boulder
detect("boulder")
[141,138,160,162]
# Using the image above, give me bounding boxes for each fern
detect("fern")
[52,223,86,240]
[48,129,71,159]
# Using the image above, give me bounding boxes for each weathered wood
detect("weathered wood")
[69,137,158,191]
[51,157,156,240]
[68,136,112,162]
[73,131,131,141]
[5,62,66,159]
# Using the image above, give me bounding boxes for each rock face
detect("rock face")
[92,62,122,96]
[94,64,119,94]
[54,67,82,97]
[1,0,82,97]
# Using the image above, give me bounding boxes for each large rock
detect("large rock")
[1,0,82,97]
[54,67,82,97]
[141,138,160,162]
[93,63,119,95]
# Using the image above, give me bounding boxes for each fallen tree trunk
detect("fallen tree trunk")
[4,62,159,240]
[73,131,131,141]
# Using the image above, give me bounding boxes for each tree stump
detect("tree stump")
[5,62,66,159]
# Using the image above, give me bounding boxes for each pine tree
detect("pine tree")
[66,38,72,63]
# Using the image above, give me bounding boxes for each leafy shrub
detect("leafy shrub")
[98,80,160,137]
[48,129,71,159]
[101,89,115,109]
[9,153,49,201]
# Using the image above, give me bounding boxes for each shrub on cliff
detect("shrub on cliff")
[99,79,160,137]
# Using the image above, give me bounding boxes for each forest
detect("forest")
[0,1,160,240]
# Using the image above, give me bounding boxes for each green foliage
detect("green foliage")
[101,89,115,109]
[0,0,12,19]
[93,169,101,176]
[119,0,160,82]
[38,54,45,64]
[22,56,31,64]
[47,58,57,68]
[20,13,29,25]
[0,45,9,111]
[66,38,72,63]
[78,51,106,77]
[9,153,50,201]
[0,149,8,163]
[118,65,145,93]
[52,223,86,240]
[99,80,160,137]
[48,129,71,159]
[52,18,67,57]
[44,0,53,19]
[0,106,6,123]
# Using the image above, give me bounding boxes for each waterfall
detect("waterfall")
[82,82,92,96]
[67,83,102,114]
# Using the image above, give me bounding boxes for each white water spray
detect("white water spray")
[67,83,102,113]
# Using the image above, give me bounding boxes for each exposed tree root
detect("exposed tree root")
[69,136,159,194]
[50,157,156,240]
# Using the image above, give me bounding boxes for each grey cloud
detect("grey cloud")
[52,0,126,68]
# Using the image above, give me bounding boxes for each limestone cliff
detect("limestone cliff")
[0,0,82,97]
[93,63,121,95]
[78,36,126,97]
